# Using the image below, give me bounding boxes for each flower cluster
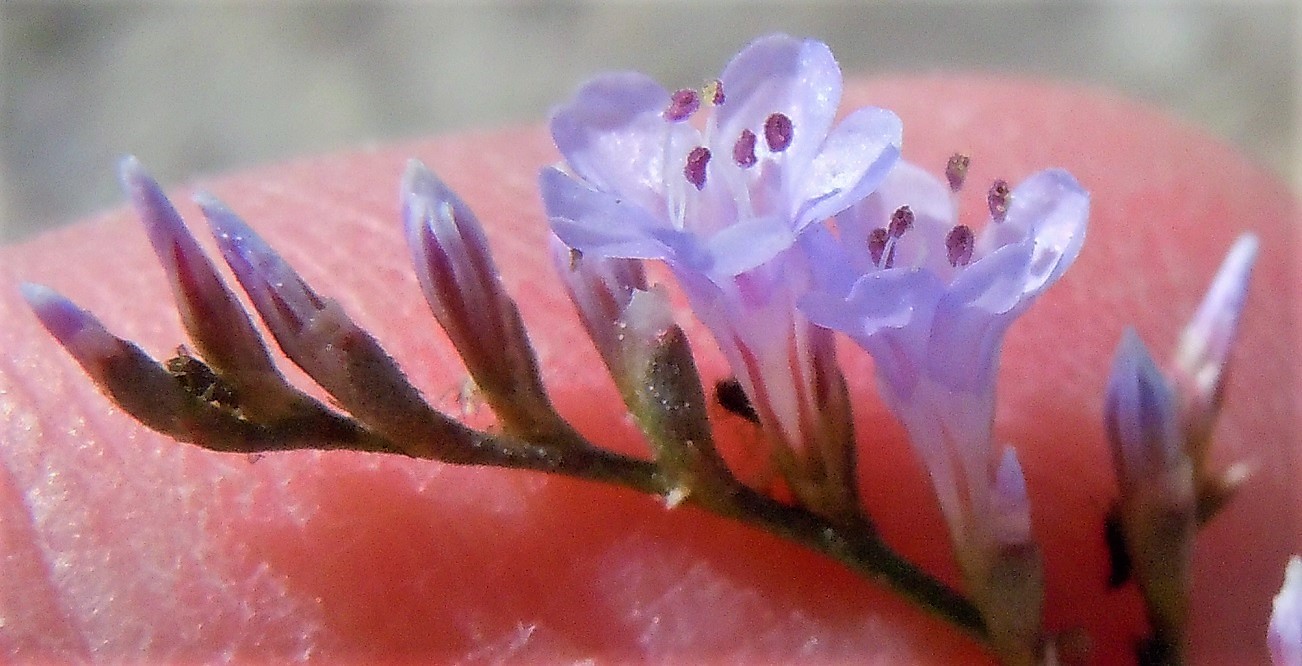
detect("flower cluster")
[21,34,1273,666]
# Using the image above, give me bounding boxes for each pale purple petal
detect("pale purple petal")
[549,72,676,210]
[549,234,648,378]
[976,168,1089,296]
[802,268,942,341]
[715,34,841,168]
[792,106,903,229]
[1270,556,1302,666]
[916,241,1036,393]
[700,215,795,277]
[540,167,681,260]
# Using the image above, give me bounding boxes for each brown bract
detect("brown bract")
[0,76,1296,663]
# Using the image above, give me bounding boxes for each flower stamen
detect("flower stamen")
[664,89,701,122]
[684,146,712,190]
[764,113,794,152]
[868,228,889,267]
[733,129,758,168]
[946,153,971,192]
[988,179,1011,221]
[888,205,914,238]
[704,79,725,106]
[946,225,975,267]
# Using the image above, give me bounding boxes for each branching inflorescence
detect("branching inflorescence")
[22,34,1270,665]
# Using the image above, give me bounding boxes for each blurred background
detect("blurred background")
[0,3,1296,241]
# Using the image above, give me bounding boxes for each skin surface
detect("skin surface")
[0,76,1296,663]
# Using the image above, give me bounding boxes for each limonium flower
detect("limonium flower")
[800,157,1088,660]
[540,33,902,522]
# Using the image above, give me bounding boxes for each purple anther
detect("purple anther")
[664,89,700,122]
[945,153,970,192]
[706,79,725,105]
[988,179,1011,221]
[733,129,758,168]
[888,205,915,238]
[684,146,711,190]
[764,113,793,152]
[868,228,889,267]
[945,225,975,267]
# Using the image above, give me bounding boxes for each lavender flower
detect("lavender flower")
[802,159,1087,536]
[800,158,1087,658]
[1271,556,1302,666]
[540,34,901,522]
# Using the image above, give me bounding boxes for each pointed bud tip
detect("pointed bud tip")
[1106,328,1184,492]
[117,154,146,186]
[194,192,255,249]
[21,283,96,346]
[402,159,435,196]
[1175,232,1260,371]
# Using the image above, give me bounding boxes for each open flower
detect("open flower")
[540,34,902,522]
[802,158,1087,539]
[800,157,1088,659]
